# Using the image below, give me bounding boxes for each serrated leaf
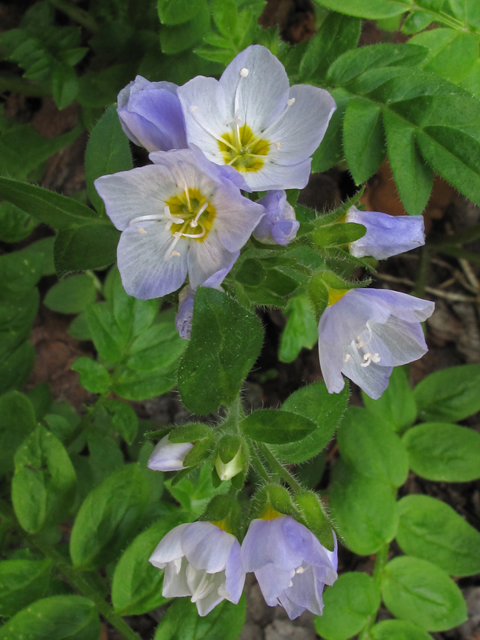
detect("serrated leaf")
[158,0,206,25]
[343,97,385,184]
[160,5,210,54]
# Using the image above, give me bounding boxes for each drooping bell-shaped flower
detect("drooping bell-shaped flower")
[117,76,187,152]
[147,435,193,472]
[178,45,336,191]
[318,288,435,399]
[241,514,338,620]
[346,206,425,259]
[94,149,263,299]
[149,522,245,616]
[253,190,299,246]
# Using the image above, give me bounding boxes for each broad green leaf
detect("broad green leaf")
[0,595,100,640]
[68,312,91,341]
[401,10,434,34]
[126,323,186,372]
[86,302,124,362]
[397,494,480,577]
[383,110,433,215]
[0,558,51,617]
[70,464,149,570]
[446,0,480,29]
[52,64,78,110]
[381,556,467,631]
[413,364,480,422]
[0,177,102,230]
[329,462,398,555]
[86,429,124,485]
[313,0,411,18]
[105,399,138,445]
[271,381,349,463]
[178,288,263,414]
[112,515,184,615]
[158,0,206,25]
[160,6,210,54]
[278,295,318,363]
[0,341,35,396]
[85,104,133,214]
[54,224,120,276]
[240,409,317,444]
[0,201,38,242]
[72,357,111,394]
[337,406,408,487]
[112,363,178,401]
[0,391,36,476]
[362,367,417,432]
[460,58,480,98]
[212,0,237,37]
[0,249,44,298]
[0,290,38,363]
[343,98,385,184]
[154,593,246,640]
[12,425,77,533]
[410,29,479,83]
[403,422,480,482]
[299,12,361,82]
[44,274,97,314]
[314,572,380,640]
[370,620,433,640]
[24,237,56,276]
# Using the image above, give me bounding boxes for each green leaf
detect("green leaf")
[240,409,317,444]
[54,224,120,276]
[337,406,408,487]
[381,556,467,631]
[0,249,44,298]
[0,289,39,362]
[314,572,380,640]
[403,422,480,482]
[311,89,349,172]
[397,494,480,577]
[362,367,417,432]
[0,177,102,230]
[299,12,361,82]
[278,295,318,363]
[370,620,433,640]
[160,5,210,54]
[0,342,36,396]
[70,464,149,570]
[112,363,178,401]
[270,381,349,464]
[178,288,263,415]
[158,0,206,25]
[0,391,36,477]
[126,323,186,372]
[86,302,124,362]
[401,11,434,34]
[44,274,97,314]
[413,364,480,422]
[329,461,398,555]
[212,0,237,37]
[71,357,111,394]
[154,593,246,640]
[85,104,133,214]
[0,558,52,617]
[87,429,124,485]
[165,462,229,517]
[52,64,78,110]
[343,98,385,184]
[112,515,184,615]
[12,425,77,533]
[313,0,411,19]
[410,29,480,83]
[0,201,38,242]
[383,110,433,215]
[105,399,138,445]
[0,595,100,640]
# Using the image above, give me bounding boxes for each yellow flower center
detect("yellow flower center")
[218,124,270,173]
[165,187,215,244]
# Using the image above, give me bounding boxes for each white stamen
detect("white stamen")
[224,110,243,128]
[189,105,237,151]
[290,570,296,578]
[261,98,296,138]
[296,566,306,574]
[343,353,351,362]
[165,231,183,261]
[173,558,182,574]
[274,141,282,150]
[190,105,198,112]
[287,97,295,106]
[288,581,294,588]
[190,572,215,603]
[360,352,381,368]
[129,213,165,226]
[138,227,147,234]
[171,251,181,257]
[182,227,206,239]
[190,202,209,227]
[240,67,249,77]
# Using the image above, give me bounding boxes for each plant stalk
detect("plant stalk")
[257,443,303,493]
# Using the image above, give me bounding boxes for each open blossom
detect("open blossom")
[241,515,337,620]
[346,206,425,259]
[253,190,299,246]
[117,76,187,152]
[318,288,435,399]
[178,45,336,191]
[149,522,244,616]
[147,435,193,472]
[94,149,263,299]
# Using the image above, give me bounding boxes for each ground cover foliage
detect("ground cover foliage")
[0,0,480,639]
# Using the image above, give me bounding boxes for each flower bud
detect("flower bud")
[147,435,193,472]
[253,190,299,246]
[215,449,243,481]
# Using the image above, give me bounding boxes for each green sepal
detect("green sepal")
[294,491,335,551]
[168,423,213,444]
[217,434,242,464]
[143,427,172,442]
[307,273,329,318]
[252,484,299,520]
[182,436,214,468]
[199,494,242,535]
[312,222,366,249]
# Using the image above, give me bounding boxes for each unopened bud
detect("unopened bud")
[147,435,193,472]
[215,449,243,481]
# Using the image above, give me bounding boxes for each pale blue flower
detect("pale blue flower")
[149,522,245,616]
[117,76,187,152]
[178,45,336,191]
[94,149,263,299]
[253,190,299,246]
[318,288,435,399]
[346,206,425,259]
[147,435,193,472]
[241,515,337,619]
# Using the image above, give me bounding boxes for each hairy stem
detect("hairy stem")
[257,443,303,493]
[250,446,271,483]
[414,245,430,297]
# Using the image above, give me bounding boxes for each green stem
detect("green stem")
[47,0,98,32]
[257,443,303,493]
[250,446,271,483]
[414,245,430,297]
[358,543,389,640]
[437,245,480,265]
[430,222,480,248]
[223,396,244,434]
